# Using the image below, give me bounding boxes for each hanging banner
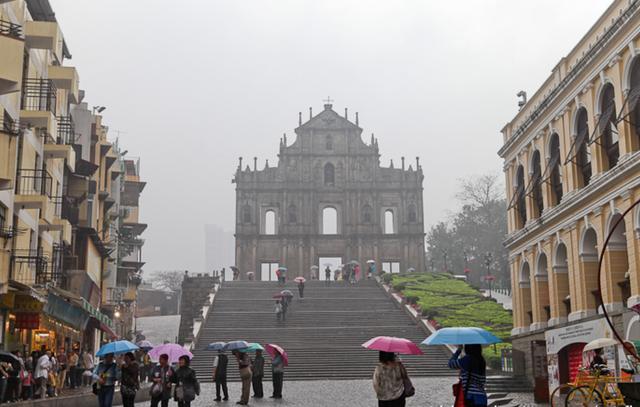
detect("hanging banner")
[14,295,44,313]
[15,312,40,330]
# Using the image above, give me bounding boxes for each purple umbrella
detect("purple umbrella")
[148,343,193,363]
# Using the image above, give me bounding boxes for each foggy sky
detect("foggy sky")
[50,0,610,275]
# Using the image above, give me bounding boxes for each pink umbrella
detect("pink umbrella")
[148,343,193,363]
[265,343,289,366]
[361,336,424,355]
[294,277,306,283]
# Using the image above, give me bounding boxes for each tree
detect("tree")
[148,270,185,292]
[426,174,509,288]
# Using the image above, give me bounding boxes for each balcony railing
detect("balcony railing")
[15,169,53,197]
[21,78,57,114]
[57,115,75,144]
[10,248,51,285]
[0,19,22,40]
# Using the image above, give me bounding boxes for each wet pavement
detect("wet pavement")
[136,378,540,406]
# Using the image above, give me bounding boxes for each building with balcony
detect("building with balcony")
[499,0,640,399]
[0,0,145,354]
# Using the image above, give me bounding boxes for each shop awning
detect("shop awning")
[43,292,88,330]
[81,299,116,332]
[100,322,118,340]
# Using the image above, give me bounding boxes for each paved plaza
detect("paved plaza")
[135,378,539,407]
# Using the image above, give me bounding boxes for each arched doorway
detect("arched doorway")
[580,228,600,313]
[534,253,550,326]
[553,243,571,322]
[520,262,533,327]
[603,213,630,309]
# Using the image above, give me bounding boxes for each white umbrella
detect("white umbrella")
[583,338,618,352]
[310,265,319,270]
[366,260,375,264]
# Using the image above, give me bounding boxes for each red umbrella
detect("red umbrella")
[265,343,288,366]
[361,336,423,355]
[272,294,285,299]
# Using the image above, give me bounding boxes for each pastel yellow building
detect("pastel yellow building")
[499,0,640,398]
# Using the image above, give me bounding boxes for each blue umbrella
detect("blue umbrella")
[224,340,250,351]
[96,340,139,357]
[206,342,227,351]
[422,327,502,345]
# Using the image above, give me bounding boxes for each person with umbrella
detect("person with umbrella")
[93,353,120,407]
[251,349,265,398]
[232,349,252,405]
[449,345,487,407]
[150,354,175,407]
[173,355,200,407]
[266,344,287,399]
[212,349,229,402]
[274,299,284,322]
[324,266,331,285]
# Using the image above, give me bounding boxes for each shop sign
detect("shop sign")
[545,318,612,355]
[15,312,40,329]
[14,296,44,313]
[81,299,114,329]
[0,293,15,308]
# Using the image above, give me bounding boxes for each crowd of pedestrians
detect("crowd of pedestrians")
[0,347,97,402]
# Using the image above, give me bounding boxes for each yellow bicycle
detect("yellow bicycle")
[564,365,628,407]
[550,367,594,407]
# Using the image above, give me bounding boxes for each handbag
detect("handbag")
[92,382,99,395]
[399,363,415,398]
[149,382,163,398]
[122,384,137,398]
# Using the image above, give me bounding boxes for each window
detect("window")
[264,210,276,235]
[324,163,335,185]
[407,204,417,223]
[261,262,279,281]
[362,204,373,223]
[384,210,395,234]
[531,151,543,217]
[575,108,592,187]
[322,207,338,234]
[600,84,619,169]
[287,204,297,224]
[0,204,6,230]
[549,134,563,206]
[326,135,333,150]
[382,262,400,274]
[242,204,252,223]
[630,58,640,147]
[515,165,526,227]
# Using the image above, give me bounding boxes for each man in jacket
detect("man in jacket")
[251,350,264,398]
[212,350,228,402]
[150,354,174,407]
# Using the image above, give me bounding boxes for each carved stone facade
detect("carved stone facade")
[233,103,425,279]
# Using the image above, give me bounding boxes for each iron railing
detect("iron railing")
[10,248,50,285]
[0,19,22,39]
[57,115,75,144]
[21,78,57,114]
[15,169,53,197]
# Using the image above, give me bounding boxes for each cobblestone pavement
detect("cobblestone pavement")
[136,378,540,406]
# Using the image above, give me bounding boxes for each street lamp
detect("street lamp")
[484,252,494,298]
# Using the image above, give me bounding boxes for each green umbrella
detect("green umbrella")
[240,343,264,352]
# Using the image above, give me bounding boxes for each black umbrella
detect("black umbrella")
[0,351,21,371]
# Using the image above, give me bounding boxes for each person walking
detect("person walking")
[232,350,252,405]
[274,300,284,322]
[34,350,51,399]
[324,266,331,285]
[68,349,79,389]
[93,353,120,407]
[449,344,487,407]
[212,350,228,402]
[82,350,94,387]
[372,351,408,407]
[174,355,199,407]
[251,349,264,398]
[150,354,175,407]
[19,366,34,400]
[57,347,67,391]
[297,280,305,298]
[270,348,285,399]
[120,352,139,407]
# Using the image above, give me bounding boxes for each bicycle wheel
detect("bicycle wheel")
[550,383,574,407]
[565,385,604,407]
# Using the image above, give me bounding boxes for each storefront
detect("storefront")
[545,317,625,394]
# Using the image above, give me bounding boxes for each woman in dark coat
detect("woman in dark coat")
[174,356,199,407]
[120,352,139,407]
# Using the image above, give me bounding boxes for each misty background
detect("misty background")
[50,0,610,275]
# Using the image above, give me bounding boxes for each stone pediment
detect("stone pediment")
[296,104,361,132]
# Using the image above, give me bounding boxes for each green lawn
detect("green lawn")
[386,272,512,341]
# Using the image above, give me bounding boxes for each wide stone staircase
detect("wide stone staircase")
[191,279,455,382]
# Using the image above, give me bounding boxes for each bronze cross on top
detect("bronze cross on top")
[323,96,334,104]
